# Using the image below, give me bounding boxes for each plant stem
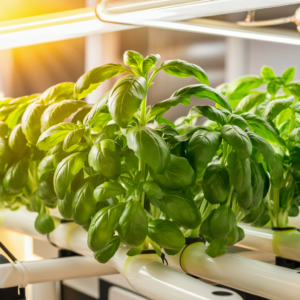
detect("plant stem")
[189,225,200,238]
[147,68,161,87]
[140,96,147,126]
[83,134,94,147]
[266,192,276,226]
[288,110,295,135]
[236,212,245,223]
[271,185,280,222]
[226,186,233,207]
[221,142,227,166]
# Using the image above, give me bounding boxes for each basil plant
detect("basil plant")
[0,51,281,261]
[217,65,300,228]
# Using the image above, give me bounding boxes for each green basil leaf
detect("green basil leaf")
[108,75,147,128]
[63,128,85,152]
[84,91,109,125]
[94,182,126,202]
[239,112,286,149]
[95,123,120,143]
[186,129,221,174]
[143,54,160,73]
[200,210,214,240]
[29,191,42,213]
[72,176,98,225]
[203,164,230,204]
[37,123,79,151]
[92,113,112,132]
[226,225,239,246]
[252,209,270,227]
[8,124,27,156]
[235,92,267,112]
[38,155,55,182]
[119,176,135,190]
[41,100,86,130]
[226,114,248,130]
[288,204,299,217]
[242,200,265,224]
[6,100,34,129]
[205,238,227,258]
[40,82,75,104]
[246,131,275,167]
[267,81,281,97]
[147,96,190,121]
[211,205,236,239]
[126,244,144,257]
[221,125,252,160]
[226,75,263,101]
[142,181,163,201]
[284,81,300,98]
[261,66,276,81]
[160,60,209,85]
[89,140,121,179]
[160,190,201,229]
[35,213,55,235]
[21,102,47,145]
[237,185,253,213]
[227,151,251,193]
[94,236,121,263]
[127,126,170,174]
[0,121,8,138]
[263,98,293,122]
[282,67,295,84]
[172,84,231,112]
[3,159,28,194]
[74,64,129,99]
[189,105,226,125]
[250,157,264,210]
[150,155,196,190]
[0,138,12,175]
[289,128,300,142]
[37,176,57,203]
[72,105,93,124]
[0,105,18,121]
[9,94,40,106]
[54,152,86,199]
[117,201,148,248]
[124,50,144,76]
[215,83,228,95]
[148,219,185,250]
[88,203,125,251]
[269,153,283,188]
[58,189,73,220]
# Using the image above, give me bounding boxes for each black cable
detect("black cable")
[141,250,168,265]
[0,241,17,262]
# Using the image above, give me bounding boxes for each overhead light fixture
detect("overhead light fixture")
[96,1,300,46]
[0,8,133,50]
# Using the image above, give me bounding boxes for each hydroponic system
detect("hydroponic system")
[1,1,300,300]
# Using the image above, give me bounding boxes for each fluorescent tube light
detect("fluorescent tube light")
[96,2,300,46]
[143,19,300,46]
[0,8,133,50]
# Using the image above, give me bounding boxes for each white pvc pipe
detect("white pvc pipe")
[0,256,117,288]
[0,209,241,300]
[166,243,300,300]
[237,223,300,261]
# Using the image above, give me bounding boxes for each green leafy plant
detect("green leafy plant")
[217,65,300,228]
[0,52,287,262]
